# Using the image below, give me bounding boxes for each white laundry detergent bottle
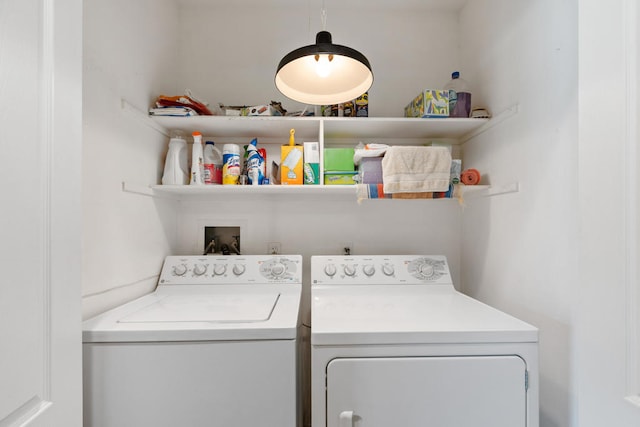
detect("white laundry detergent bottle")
[190,131,205,185]
[161,131,189,185]
[203,140,223,184]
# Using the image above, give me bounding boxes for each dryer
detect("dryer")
[311,255,539,427]
[83,255,302,427]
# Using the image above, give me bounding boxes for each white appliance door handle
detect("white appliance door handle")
[339,410,354,427]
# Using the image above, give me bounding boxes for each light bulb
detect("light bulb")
[314,54,332,78]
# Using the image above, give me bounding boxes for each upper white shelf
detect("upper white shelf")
[149,115,490,142]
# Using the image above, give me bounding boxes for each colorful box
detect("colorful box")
[303,142,320,185]
[355,92,368,117]
[324,148,355,171]
[405,90,449,118]
[324,171,358,185]
[281,145,304,185]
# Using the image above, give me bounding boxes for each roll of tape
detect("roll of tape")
[461,168,481,185]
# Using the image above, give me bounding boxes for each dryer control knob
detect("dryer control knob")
[213,264,227,276]
[232,264,246,276]
[193,263,207,276]
[324,264,337,277]
[382,264,395,276]
[362,264,376,276]
[173,264,188,276]
[343,264,356,276]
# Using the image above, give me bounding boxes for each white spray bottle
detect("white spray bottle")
[190,131,205,185]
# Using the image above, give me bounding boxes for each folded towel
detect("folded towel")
[382,146,452,193]
[356,183,463,202]
[356,184,387,202]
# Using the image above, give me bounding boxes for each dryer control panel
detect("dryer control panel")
[311,255,453,285]
[159,255,302,285]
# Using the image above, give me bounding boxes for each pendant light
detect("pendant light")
[275,3,373,105]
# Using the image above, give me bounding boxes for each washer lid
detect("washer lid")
[311,285,538,345]
[118,293,279,323]
[83,285,301,343]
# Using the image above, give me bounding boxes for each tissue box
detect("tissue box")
[405,90,449,118]
[324,171,358,185]
[281,145,304,185]
[359,157,383,184]
[324,148,355,171]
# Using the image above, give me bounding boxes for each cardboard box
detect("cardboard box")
[405,90,449,118]
[324,171,358,185]
[281,145,304,185]
[324,148,355,171]
[303,142,320,185]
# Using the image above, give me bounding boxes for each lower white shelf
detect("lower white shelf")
[122,182,518,201]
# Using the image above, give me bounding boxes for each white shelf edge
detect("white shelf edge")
[121,99,169,136]
[459,103,519,143]
[149,183,358,198]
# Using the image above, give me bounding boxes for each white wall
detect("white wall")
[176,1,461,117]
[82,0,182,318]
[459,1,578,426]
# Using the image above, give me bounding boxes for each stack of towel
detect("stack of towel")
[356,146,455,201]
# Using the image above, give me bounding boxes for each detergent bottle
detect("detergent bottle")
[444,71,472,118]
[161,131,189,185]
[203,141,223,184]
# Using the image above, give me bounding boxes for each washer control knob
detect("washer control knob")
[213,264,227,276]
[193,263,207,276]
[270,263,286,277]
[362,264,376,276]
[343,264,356,277]
[324,264,337,277]
[173,264,188,276]
[382,264,395,276]
[419,263,435,278]
[232,264,246,276]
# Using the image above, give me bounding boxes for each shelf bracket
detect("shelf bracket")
[459,103,519,143]
[121,98,169,137]
[464,182,520,198]
[121,181,155,197]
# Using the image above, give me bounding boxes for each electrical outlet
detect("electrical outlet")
[341,242,353,256]
[268,242,281,255]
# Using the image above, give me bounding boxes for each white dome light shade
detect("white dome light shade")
[275,31,373,105]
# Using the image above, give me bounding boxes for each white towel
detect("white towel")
[382,146,452,193]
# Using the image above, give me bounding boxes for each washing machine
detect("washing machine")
[83,255,303,427]
[311,255,539,427]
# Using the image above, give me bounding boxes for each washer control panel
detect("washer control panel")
[159,255,302,285]
[311,255,452,285]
